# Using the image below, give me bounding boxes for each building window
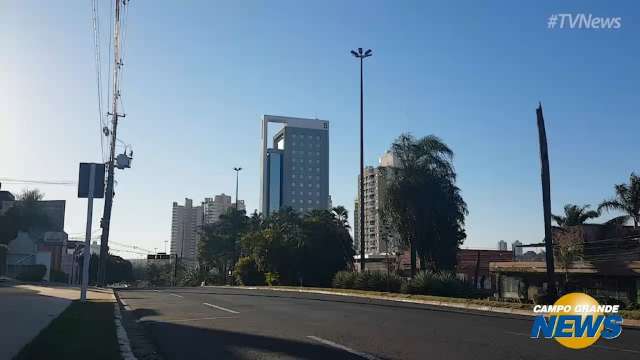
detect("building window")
[316,167,320,172]
[308,183,312,188]
[316,183,320,188]
[292,182,296,187]
[292,174,296,179]
[308,200,312,204]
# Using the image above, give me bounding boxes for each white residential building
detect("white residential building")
[353,151,400,255]
[498,240,508,251]
[170,198,203,262]
[202,193,245,224]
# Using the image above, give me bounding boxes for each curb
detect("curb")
[213,286,640,328]
[112,290,138,360]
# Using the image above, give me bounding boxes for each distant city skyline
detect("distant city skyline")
[2,1,639,257]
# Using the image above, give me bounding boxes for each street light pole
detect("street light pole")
[351,48,372,272]
[233,167,242,210]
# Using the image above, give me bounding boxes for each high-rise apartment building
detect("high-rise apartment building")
[512,240,523,257]
[498,240,508,251]
[260,115,329,215]
[353,151,400,255]
[170,198,203,262]
[202,193,245,224]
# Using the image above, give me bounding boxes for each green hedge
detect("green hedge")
[333,270,477,298]
[16,264,47,282]
[333,271,403,293]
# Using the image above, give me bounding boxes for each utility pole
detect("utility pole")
[98,0,125,286]
[536,103,557,299]
[351,48,372,272]
[233,167,242,210]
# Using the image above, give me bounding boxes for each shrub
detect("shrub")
[333,271,403,292]
[16,265,47,282]
[403,271,473,297]
[265,272,280,286]
[332,271,356,289]
[180,265,205,287]
[233,257,264,286]
[49,270,68,283]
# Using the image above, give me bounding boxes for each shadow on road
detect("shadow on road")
[142,318,384,360]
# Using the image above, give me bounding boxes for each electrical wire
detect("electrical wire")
[91,0,106,162]
[0,178,76,186]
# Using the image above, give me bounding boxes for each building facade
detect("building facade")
[498,240,508,251]
[202,194,245,224]
[260,115,329,215]
[170,198,203,262]
[353,151,400,256]
[512,240,523,257]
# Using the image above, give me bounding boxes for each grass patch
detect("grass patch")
[14,300,120,360]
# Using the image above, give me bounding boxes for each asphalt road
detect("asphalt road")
[117,287,640,360]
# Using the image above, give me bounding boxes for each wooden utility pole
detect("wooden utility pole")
[536,103,557,299]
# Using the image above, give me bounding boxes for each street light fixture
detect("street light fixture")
[351,47,372,272]
[233,167,242,210]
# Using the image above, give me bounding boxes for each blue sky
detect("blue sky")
[1,1,638,256]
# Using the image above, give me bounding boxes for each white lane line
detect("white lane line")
[169,293,184,298]
[503,330,529,337]
[307,336,380,360]
[203,302,240,314]
[152,290,160,292]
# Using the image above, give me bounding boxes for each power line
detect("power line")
[91,0,106,162]
[0,178,76,186]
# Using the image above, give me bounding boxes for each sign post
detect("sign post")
[78,163,105,302]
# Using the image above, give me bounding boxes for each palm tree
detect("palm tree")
[551,204,599,227]
[331,206,350,230]
[384,134,467,276]
[598,173,640,229]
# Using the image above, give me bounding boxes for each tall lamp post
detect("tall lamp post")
[233,167,242,210]
[351,47,372,272]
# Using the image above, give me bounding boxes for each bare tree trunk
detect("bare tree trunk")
[410,240,417,277]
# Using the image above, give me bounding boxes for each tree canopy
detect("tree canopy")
[383,134,467,275]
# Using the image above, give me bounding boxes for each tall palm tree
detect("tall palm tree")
[384,134,467,276]
[551,204,599,227]
[331,206,350,230]
[598,173,640,229]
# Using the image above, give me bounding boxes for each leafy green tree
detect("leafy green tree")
[552,204,599,227]
[384,134,467,276]
[0,189,48,276]
[598,173,640,229]
[198,208,248,282]
[300,209,355,286]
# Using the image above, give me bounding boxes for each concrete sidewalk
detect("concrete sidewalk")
[0,284,114,359]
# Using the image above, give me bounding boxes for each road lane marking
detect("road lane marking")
[152,290,160,292]
[307,336,380,360]
[203,302,240,314]
[169,293,184,298]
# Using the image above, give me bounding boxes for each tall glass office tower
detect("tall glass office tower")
[260,115,329,215]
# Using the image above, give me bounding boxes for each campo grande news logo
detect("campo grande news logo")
[530,292,623,349]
